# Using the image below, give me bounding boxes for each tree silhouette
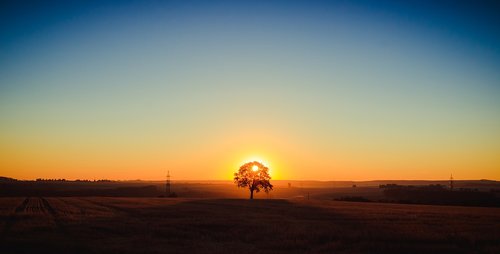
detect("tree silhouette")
[234,161,273,199]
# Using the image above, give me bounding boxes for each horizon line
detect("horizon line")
[2,176,497,182]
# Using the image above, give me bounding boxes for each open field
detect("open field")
[1,197,499,253]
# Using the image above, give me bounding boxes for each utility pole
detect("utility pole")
[450,174,454,191]
[166,171,171,196]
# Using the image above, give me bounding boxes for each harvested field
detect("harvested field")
[0,197,499,253]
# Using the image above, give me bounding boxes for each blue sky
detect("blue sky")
[1,0,499,180]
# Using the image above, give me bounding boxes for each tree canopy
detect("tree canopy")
[234,161,273,199]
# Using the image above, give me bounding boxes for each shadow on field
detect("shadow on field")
[94,198,370,253]
[1,198,499,254]
[1,198,360,254]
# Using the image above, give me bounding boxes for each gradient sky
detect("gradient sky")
[1,0,499,181]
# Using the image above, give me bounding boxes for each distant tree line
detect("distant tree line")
[379,184,499,207]
[35,178,113,182]
[0,183,160,197]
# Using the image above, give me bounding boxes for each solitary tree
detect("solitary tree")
[234,161,273,199]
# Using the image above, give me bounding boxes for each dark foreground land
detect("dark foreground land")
[0,197,499,253]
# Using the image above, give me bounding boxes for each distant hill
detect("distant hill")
[271,179,500,190]
[1,176,498,200]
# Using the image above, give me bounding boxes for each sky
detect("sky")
[1,0,499,181]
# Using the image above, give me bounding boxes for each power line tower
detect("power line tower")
[449,173,454,191]
[166,171,171,196]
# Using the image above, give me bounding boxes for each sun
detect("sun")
[234,156,275,179]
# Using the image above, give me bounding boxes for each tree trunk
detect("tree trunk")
[250,189,254,199]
